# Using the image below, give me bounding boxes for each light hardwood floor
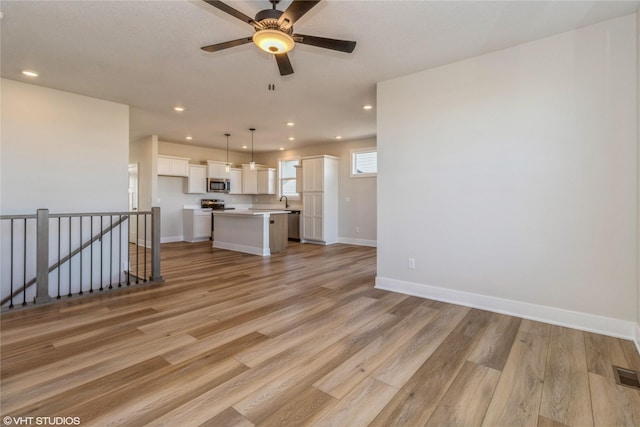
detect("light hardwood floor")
[1,241,639,426]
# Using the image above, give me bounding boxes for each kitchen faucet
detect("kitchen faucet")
[279,195,289,209]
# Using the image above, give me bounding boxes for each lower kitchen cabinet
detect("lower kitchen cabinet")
[183,209,211,242]
[302,193,323,241]
[268,213,288,254]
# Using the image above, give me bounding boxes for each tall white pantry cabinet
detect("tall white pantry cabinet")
[301,155,338,245]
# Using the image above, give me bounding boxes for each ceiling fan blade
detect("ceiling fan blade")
[203,0,260,28]
[275,53,294,76]
[293,34,356,53]
[201,37,253,53]
[278,0,321,27]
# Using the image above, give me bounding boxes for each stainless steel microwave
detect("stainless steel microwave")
[207,178,230,193]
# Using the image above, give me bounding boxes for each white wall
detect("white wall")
[377,15,637,338]
[1,79,129,214]
[256,136,377,245]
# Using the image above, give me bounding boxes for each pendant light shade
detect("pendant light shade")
[224,133,231,173]
[249,128,256,170]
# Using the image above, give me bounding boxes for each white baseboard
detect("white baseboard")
[213,241,269,256]
[375,276,636,341]
[135,238,152,248]
[337,237,377,247]
[160,236,183,244]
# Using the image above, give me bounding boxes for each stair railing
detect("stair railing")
[0,207,163,310]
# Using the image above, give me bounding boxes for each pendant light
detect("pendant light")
[249,128,256,170]
[224,133,231,173]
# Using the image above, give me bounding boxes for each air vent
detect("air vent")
[612,366,640,390]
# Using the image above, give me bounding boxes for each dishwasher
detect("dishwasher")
[287,210,301,241]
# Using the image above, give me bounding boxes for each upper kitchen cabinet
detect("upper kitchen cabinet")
[158,155,190,177]
[207,160,230,179]
[302,155,338,193]
[229,168,243,194]
[242,166,258,194]
[242,165,276,195]
[258,169,276,194]
[187,164,207,194]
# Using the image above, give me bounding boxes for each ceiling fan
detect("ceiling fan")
[201,0,357,76]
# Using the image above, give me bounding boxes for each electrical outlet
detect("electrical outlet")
[408,258,416,269]
[355,226,360,233]
[123,261,130,271]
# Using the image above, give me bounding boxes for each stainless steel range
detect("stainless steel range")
[201,199,225,210]
[201,199,234,240]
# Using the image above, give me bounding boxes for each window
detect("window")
[351,148,377,177]
[278,158,300,198]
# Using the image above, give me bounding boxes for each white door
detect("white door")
[128,164,139,243]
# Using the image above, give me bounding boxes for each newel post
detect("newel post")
[35,209,51,304]
[150,207,163,282]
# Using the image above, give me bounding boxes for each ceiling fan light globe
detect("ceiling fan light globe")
[253,29,294,54]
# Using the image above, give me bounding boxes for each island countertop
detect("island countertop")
[211,209,290,216]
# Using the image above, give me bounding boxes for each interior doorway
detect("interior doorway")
[128,163,139,243]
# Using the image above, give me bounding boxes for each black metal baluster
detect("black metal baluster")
[126,215,131,286]
[23,218,27,306]
[143,213,147,282]
[68,217,72,297]
[118,215,122,287]
[90,216,94,293]
[57,217,61,299]
[109,215,113,289]
[9,219,14,308]
[135,214,139,284]
[79,217,83,295]
[100,215,104,291]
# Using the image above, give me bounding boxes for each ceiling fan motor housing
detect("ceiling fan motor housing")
[256,8,283,24]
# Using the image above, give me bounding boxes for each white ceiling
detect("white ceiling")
[1,0,638,152]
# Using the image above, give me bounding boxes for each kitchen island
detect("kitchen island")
[212,210,289,256]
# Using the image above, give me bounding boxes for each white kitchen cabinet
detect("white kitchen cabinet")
[301,155,338,245]
[187,164,207,194]
[207,160,230,179]
[229,168,243,194]
[183,209,212,242]
[258,169,276,194]
[241,165,275,194]
[242,166,258,194]
[302,192,323,240]
[158,155,190,177]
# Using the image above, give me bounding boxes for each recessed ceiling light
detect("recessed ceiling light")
[287,122,294,127]
[22,70,38,78]
[279,147,285,151]
[173,106,185,112]
[185,136,193,140]
[335,136,342,140]
[288,137,294,141]
[242,145,248,149]
[363,105,373,110]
